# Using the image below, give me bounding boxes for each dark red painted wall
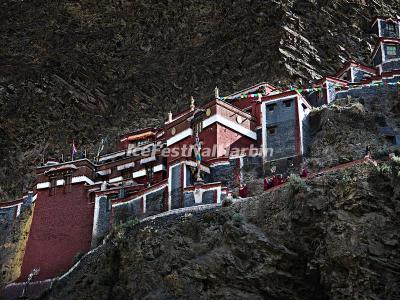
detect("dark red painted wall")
[167,123,256,163]
[19,184,94,281]
[217,123,255,156]
[134,171,165,185]
[230,98,253,110]
[167,124,219,163]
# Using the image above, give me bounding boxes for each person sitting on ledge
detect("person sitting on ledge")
[264,177,270,191]
[239,184,248,198]
[272,175,280,187]
[365,145,371,159]
[300,166,308,178]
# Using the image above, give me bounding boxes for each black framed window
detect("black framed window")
[107,199,112,212]
[64,175,72,193]
[284,100,292,107]
[387,23,396,34]
[387,45,397,56]
[268,127,276,135]
[146,166,154,184]
[49,177,57,196]
[121,169,131,180]
[266,104,276,112]
[192,122,203,135]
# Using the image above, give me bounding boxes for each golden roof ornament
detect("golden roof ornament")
[214,86,219,99]
[190,96,195,111]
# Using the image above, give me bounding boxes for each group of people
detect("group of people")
[237,166,308,197]
[263,167,308,191]
[263,174,288,191]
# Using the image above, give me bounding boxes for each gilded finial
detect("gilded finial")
[215,86,219,99]
[190,96,195,111]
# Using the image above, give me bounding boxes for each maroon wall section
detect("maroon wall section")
[230,98,253,110]
[19,184,94,281]
[217,124,254,156]
[167,124,219,163]
[167,123,255,163]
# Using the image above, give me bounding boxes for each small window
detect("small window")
[268,127,276,135]
[387,23,396,33]
[146,166,154,183]
[387,45,397,56]
[266,104,276,112]
[137,139,150,146]
[121,169,131,180]
[283,100,292,107]
[301,103,307,110]
[106,199,112,212]
[192,122,203,135]
[49,177,57,196]
[64,175,72,193]
[287,158,294,168]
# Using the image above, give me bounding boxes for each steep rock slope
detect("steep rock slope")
[0,207,33,286]
[1,0,400,199]
[308,92,400,169]
[40,161,400,299]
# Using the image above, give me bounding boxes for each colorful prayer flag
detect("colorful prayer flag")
[72,140,77,157]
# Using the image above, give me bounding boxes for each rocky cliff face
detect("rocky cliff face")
[40,160,400,300]
[1,0,400,199]
[0,206,33,286]
[36,97,400,299]
[308,98,389,170]
[2,1,400,298]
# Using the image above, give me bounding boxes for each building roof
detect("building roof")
[119,127,159,142]
[44,164,78,175]
[335,60,377,78]
[314,76,349,86]
[260,90,299,102]
[372,38,400,58]
[224,82,276,100]
[371,16,400,28]
[121,131,156,142]
[36,159,95,171]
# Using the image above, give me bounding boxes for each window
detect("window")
[301,103,307,110]
[387,23,396,33]
[387,45,397,56]
[266,104,276,112]
[192,122,203,135]
[137,139,149,146]
[146,166,154,184]
[268,127,276,135]
[283,100,292,107]
[287,158,294,168]
[64,175,72,193]
[106,199,112,212]
[121,169,131,180]
[49,177,57,196]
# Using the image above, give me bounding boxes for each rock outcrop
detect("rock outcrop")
[40,161,400,299]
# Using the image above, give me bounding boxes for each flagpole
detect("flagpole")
[72,140,77,161]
